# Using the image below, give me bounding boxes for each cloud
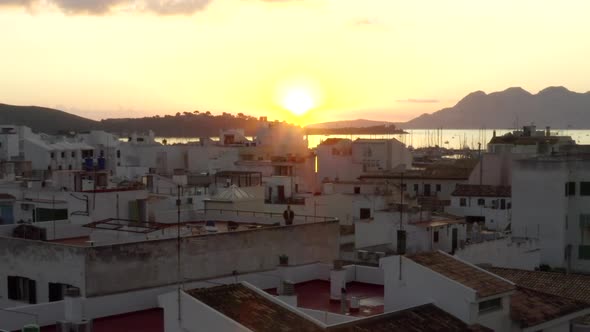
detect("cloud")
[0,0,214,15]
[396,98,439,103]
[0,0,34,6]
[52,0,127,14]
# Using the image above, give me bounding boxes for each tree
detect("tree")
[175,112,181,117]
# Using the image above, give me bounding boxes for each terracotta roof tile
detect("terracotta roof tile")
[407,252,515,298]
[452,185,511,198]
[511,287,590,329]
[485,267,590,303]
[187,284,324,332]
[328,304,491,332]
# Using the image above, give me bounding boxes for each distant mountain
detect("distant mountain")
[401,87,590,129]
[0,103,100,133]
[306,119,394,129]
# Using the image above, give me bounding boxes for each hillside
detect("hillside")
[100,113,267,137]
[0,105,291,136]
[306,119,394,129]
[0,103,100,133]
[401,87,590,129]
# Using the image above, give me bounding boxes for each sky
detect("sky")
[1,0,590,126]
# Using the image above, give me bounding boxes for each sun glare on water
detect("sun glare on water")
[282,88,316,116]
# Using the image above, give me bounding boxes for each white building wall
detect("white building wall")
[446,196,512,231]
[455,238,541,271]
[381,255,512,331]
[381,255,476,322]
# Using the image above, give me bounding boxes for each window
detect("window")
[581,182,590,196]
[50,152,55,159]
[460,198,467,207]
[359,208,371,220]
[60,152,65,158]
[492,200,498,209]
[35,208,68,222]
[354,186,361,194]
[433,231,439,243]
[413,184,419,192]
[436,184,441,192]
[566,182,576,196]
[477,199,485,206]
[49,283,74,302]
[7,276,36,304]
[500,199,506,210]
[116,150,121,158]
[71,151,76,158]
[579,214,590,260]
[479,298,502,313]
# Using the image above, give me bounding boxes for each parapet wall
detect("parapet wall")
[84,221,340,296]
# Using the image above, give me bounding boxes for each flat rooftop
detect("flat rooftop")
[266,280,384,317]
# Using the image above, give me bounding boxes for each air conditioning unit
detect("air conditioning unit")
[357,250,369,260]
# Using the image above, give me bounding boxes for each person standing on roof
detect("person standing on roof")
[283,205,295,225]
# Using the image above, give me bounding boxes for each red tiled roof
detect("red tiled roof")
[485,267,590,303]
[41,308,164,332]
[188,283,325,332]
[0,193,15,200]
[452,185,511,198]
[327,304,491,332]
[407,252,515,298]
[511,287,590,329]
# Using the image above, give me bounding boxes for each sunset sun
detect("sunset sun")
[282,88,315,116]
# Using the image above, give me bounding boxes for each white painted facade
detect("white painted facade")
[512,157,590,273]
[446,195,512,231]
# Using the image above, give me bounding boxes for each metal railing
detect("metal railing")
[197,208,338,224]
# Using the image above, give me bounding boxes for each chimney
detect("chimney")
[64,287,84,322]
[330,260,346,303]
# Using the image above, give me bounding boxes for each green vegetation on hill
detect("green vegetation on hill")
[0,103,100,133]
[0,104,292,136]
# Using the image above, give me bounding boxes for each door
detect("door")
[277,185,285,203]
[0,205,14,224]
[452,228,458,254]
[424,184,431,197]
